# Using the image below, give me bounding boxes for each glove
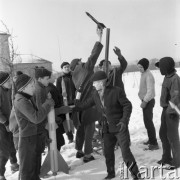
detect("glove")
[58,106,72,114]
[46,138,52,145]
[116,121,126,132]
[169,113,179,120]
[56,116,63,125]
[45,98,55,107]
[140,101,147,109]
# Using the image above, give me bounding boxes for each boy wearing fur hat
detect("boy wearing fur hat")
[13,74,54,180]
[155,57,180,169]
[0,71,19,180]
[56,62,76,143]
[34,67,52,177]
[74,71,141,180]
[137,58,159,150]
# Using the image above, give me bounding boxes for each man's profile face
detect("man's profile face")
[93,80,103,91]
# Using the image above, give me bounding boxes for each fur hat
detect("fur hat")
[61,62,70,69]
[0,72,10,86]
[137,58,149,71]
[92,71,107,81]
[35,67,51,79]
[15,74,33,92]
[70,58,81,71]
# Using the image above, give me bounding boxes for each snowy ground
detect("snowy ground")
[5,69,180,180]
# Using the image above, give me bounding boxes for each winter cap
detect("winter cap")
[158,57,175,75]
[99,59,111,67]
[92,71,107,82]
[15,74,33,92]
[0,72,10,86]
[70,58,81,71]
[35,67,51,79]
[61,62,70,69]
[15,71,23,76]
[137,58,149,71]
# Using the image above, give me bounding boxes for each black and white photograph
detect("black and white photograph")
[0,0,180,179]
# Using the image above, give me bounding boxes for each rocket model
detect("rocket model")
[61,77,72,133]
[86,12,106,29]
[40,105,69,177]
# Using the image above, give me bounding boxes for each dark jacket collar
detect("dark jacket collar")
[0,86,9,91]
[166,69,176,78]
[17,92,32,99]
[37,81,45,88]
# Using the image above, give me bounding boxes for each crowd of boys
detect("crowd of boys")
[0,26,179,180]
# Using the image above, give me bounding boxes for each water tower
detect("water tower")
[0,33,11,72]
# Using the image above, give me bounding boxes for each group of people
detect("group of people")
[0,26,180,180]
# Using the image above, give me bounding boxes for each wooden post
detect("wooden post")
[105,28,110,77]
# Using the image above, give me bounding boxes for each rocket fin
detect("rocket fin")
[57,152,69,174]
[40,152,51,177]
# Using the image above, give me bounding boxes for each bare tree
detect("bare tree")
[0,20,20,101]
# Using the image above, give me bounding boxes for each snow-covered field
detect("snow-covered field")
[5,69,180,180]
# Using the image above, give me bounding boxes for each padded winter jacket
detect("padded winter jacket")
[75,86,132,133]
[0,86,12,126]
[12,93,51,137]
[72,42,103,126]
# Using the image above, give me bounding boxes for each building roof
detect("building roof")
[13,54,52,64]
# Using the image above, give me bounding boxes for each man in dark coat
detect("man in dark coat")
[74,71,141,180]
[0,72,19,180]
[70,27,103,162]
[56,62,76,143]
[155,57,180,169]
[47,76,65,151]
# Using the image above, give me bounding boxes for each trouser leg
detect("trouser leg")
[84,122,95,155]
[116,129,140,179]
[19,136,37,180]
[56,126,65,151]
[35,132,47,178]
[159,108,172,163]
[75,124,85,151]
[103,133,116,176]
[143,99,157,145]
[0,126,10,176]
[166,113,180,167]
[8,132,17,164]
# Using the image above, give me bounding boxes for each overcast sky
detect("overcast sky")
[0,0,180,71]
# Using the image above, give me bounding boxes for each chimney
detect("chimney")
[0,33,11,72]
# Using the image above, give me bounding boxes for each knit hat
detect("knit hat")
[158,57,175,75]
[15,71,23,76]
[92,71,107,82]
[15,74,33,92]
[35,67,51,79]
[70,58,81,71]
[0,72,10,86]
[137,58,149,71]
[61,62,70,69]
